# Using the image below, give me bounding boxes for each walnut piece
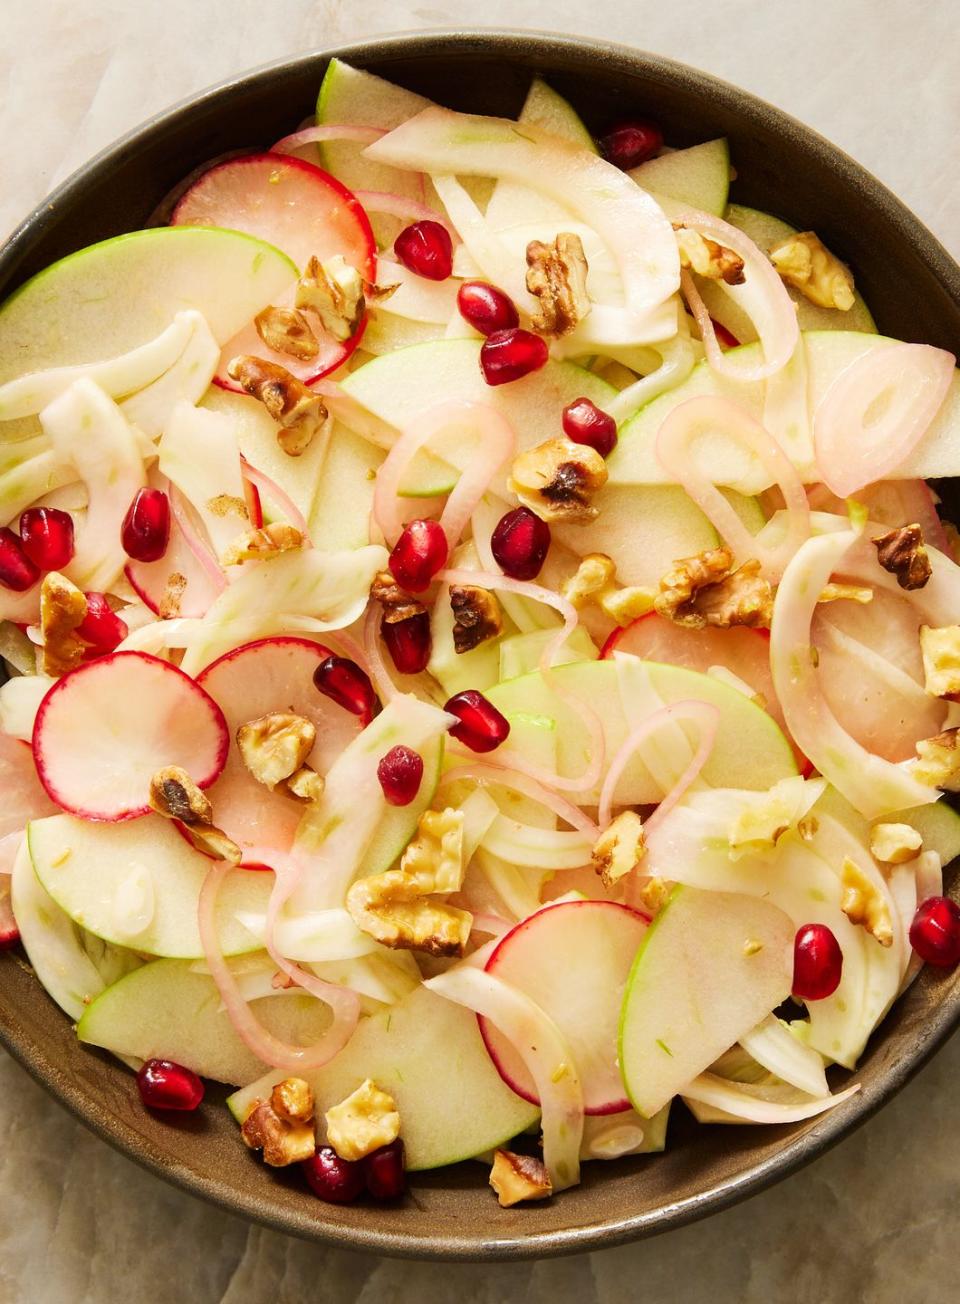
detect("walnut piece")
[324,1079,400,1162]
[674,225,745,285]
[296,254,368,343]
[271,1076,315,1125]
[254,305,319,361]
[241,1080,316,1167]
[237,712,316,790]
[285,766,325,803]
[840,857,893,947]
[39,572,88,677]
[633,876,672,917]
[510,437,608,525]
[489,1150,552,1207]
[560,552,655,626]
[919,625,960,700]
[148,766,242,864]
[818,583,873,606]
[654,548,772,630]
[525,232,591,337]
[159,571,187,620]
[769,231,855,311]
[872,524,931,591]
[370,571,426,624]
[912,728,960,791]
[226,356,328,457]
[591,811,645,889]
[869,822,923,865]
[221,522,304,566]
[450,584,503,654]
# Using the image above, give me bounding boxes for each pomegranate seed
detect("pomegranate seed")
[18,507,75,571]
[364,1139,407,1200]
[0,528,40,592]
[457,281,519,336]
[77,592,128,652]
[302,1146,366,1204]
[313,655,377,726]
[490,506,550,581]
[377,745,424,806]
[792,923,843,1000]
[388,519,448,593]
[598,119,663,170]
[562,397,618,458]
[121,487,170,563]
[444,689,511,753]
[909,896,960,968]
[136,1058,204,1111]
[393,220,453,281]
[480,328,549,387]
[381,611,432,675]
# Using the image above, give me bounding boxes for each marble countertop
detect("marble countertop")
[1,2,958,1300]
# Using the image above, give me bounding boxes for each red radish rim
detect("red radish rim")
[194,634,335,687]
[31,651,230,821]
[124,561,159,615]
[479,899,650,1116]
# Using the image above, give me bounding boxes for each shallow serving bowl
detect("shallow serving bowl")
[1,29,959,1262]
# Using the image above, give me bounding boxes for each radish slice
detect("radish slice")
[682,1073,859,1124]
[479,900,648,1115]
[32,652,229,821]
[814,343,955,497]
[172,154,376,386]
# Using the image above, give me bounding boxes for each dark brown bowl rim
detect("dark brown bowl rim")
[1,27,959,1262]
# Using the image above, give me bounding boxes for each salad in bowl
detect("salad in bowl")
[1,56,959,1214]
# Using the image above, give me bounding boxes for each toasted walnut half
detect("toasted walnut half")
[840,857,893,947]
[489,1150,552,1207]
[450,584,503,654]
[872,524,931,591]
[241,1079,316,1167]
[370,571,426,624]
[39,572,88,677]
[296,254,366,342]
[674,225,745,285]
[561,553,655,626]
[221,522,304,566]
[226,356,328,457]
[913,727,960,791]
[254,305,319,361]
[655,548,772,630]
[510,437,608,525]
[325,1079,401,1162]
[769,231,855,311]
[237,712,316,790]
[525,232,591,337]
[870,822,923,865]
[148,766,241,864]
[592,811,645,889]
[920,624,960,700]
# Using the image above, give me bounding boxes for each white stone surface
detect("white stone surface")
[0,1,958,1299]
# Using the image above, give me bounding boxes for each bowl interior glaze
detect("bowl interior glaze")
[1,31,959,1262]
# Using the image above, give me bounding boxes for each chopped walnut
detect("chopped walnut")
[769,231,855,311]
[489,1149,552,1207]
[912,728,960,791]
[655,548,772,630]
[285,767,325,803]
[39,572,88,676]
[510,437,608,525]
[560,552,655,626]
[370,571,426,624]
[869,822,923,865]
[221,522,304,566]
[272,1076,315,1125]
[226,356,328,457]
[159,572,187,620]
[674,225,745,286]
[840,857,893,947]
[148,766,241,864]
[919,625,960,700]
[346,808,471,956]
[254,305,319,361]
[525,232,591,337]
[872,524,931,591]
[591,811,645,889]
[818,583,873,606]
[296,254,367,342]
[450,584,503,654]
[241,1081,316,1167]
[324,1079,400,1162]
[237,712,316,790]
[633,876,672,917]
[207,494,249,522]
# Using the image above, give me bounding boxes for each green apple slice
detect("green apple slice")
[629,138,731,217]
[227,983,539,1169]
[619,885,794,1117]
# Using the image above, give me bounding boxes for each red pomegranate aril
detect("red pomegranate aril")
[480,328,549,387]
[0,528,40,592]
[0,877,18,950]
[381,611,432,675]
[598,119,663,170]
[388,519,448,593]
[121,487,170,563]
[77,592,128,652]
[792,923,843,1000]
[909,896,960,968]
[377,745,424,806]
[562,397,618,459]
[302,1146,366,1204]
[364,1138,407,1200]
[393,220,453,281]
[490,506,551,581]
[18,507,75,571]
[136,1058,204,1111]
[313,655,377,726]
[444,689,511,753]
[457,281,520,336]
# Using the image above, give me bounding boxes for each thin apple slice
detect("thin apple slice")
[480,901,648,1114]
[32,652,228,821]
[619,886,794,1118]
